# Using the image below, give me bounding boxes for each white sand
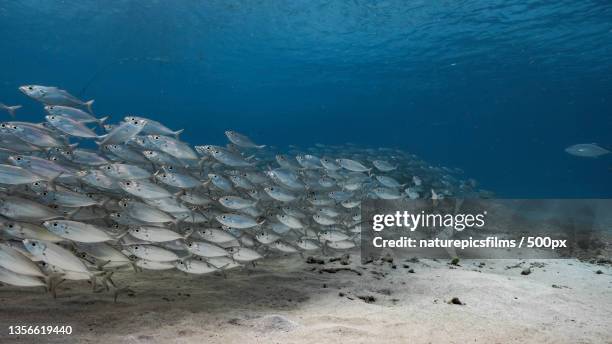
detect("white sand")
[1,254,611,344]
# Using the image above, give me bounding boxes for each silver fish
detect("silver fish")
[20,85,94,113]
[0,196,61,220]
[23,239,89,273]
[43,220,116,243]
[0,243,45,277]
[125,116,183,138]
[45,115,100,138]
[125,244,178,262]
[0,266,45,287]
[97,118,147,145]
[119,180,173,199]
[44,105,106,124]
[565,143,610,158]
[225,130,265,149]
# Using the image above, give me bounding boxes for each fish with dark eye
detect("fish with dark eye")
[224,130,265,149]
[155,169,201,189]
[0,243,45,277]
[9,155,76,180]
[6,123,66,148]
[44,105,107,125]
[129,226,187,242]
[119,179,173,199]
[23,239,90,274]
[45,115,102,138]
[0,196,62,220]
[20,85,94,113]
[124,115,183,138]
[43,220,118,243]
[96,118,147,145]
[215,213,264,229]
[0,164,47,184]
[101,163,151,180]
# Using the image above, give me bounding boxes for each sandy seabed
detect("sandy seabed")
[1,253,611,344]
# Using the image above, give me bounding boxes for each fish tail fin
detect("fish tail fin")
[173,129,184,139]
[66,208,81,220]
[85,99,95,114]
[95,134,108,146]
[98,115,109,126]
[183,227,194,239]
[114,229,129,240]
[6,105,21,118]
[47,171,64,191]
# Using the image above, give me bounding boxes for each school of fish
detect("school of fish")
[0,85,481,298]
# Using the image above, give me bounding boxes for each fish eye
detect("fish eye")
[50,116,55,120]
[106,166,111,170]
[53,223,57,227]
[134,246,138,250]
[42,192,47,195]
[126,182,131,186]
[28,86,33,90]
[16,157,21,161]
[32,242,36,246]
[154,136,159,140]
[8,224,13,228]
[135,229,139,232]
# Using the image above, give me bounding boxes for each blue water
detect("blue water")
[1,1,611,197]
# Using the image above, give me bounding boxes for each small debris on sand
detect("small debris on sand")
[319,268,362,276]
[357,295,376,303]
[381,253,394,264]
[448,297,464,305]
[595,270,603,275]
[521,267,532,275]
[306,257,325,265]
[329,254,351,265]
